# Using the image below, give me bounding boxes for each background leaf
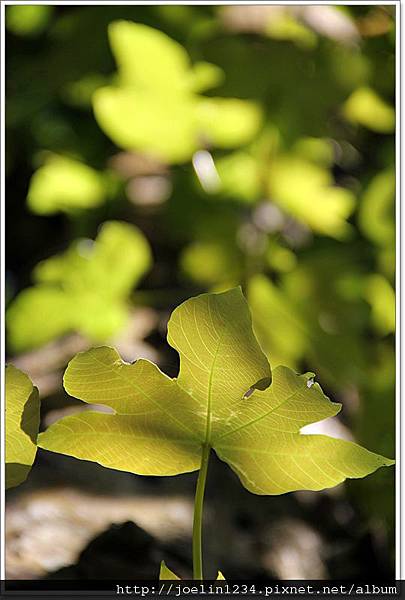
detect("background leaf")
[343,87,395,133]
[93,21,261,163]
[7,221,152,351]
[27,155,106,215]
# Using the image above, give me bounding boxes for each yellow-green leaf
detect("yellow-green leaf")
[268,156,355,239]
[6,366,40,489]
[196,98,262,150]
[40,349,203,475]
[6,221,151,351]
[167,288,271,441]
[27,155,106,215]
[108,21,190,93]
[93,87,198,163]
[38,288,394,494]
[343,87,395,133]
[159,561,180,580]
[216,152,261,203]
[93,21,261,163]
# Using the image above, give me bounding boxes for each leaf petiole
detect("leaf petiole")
[192,443,211,580]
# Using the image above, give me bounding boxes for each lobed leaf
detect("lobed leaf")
[39,288,394,495]
[93,21,261,163]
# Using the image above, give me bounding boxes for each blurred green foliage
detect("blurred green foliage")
[27,154,108,215]
[6,3,395,566]
[7,222,151,351]
[6,4,53,37]
[93,20,262,163]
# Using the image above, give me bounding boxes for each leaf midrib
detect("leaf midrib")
[204,338,221,445]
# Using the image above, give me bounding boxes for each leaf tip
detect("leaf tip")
[159,560,180,580]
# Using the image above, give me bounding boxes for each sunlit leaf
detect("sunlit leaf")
[188,62,224,93]
[6,365,40,489]
[93,21,261,163]
[196,98,263,149]
[39,288,393,495]
[216,152,261,202]
[343,87,395,133]
[6,287,75,351]
[268,156,355,238]
[93,88,198,163]
[27,155,106,215]
[108,21,190,92]
[6,222,151,351]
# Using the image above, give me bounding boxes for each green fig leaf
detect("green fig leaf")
[38,288,394,494]
[6,365,40,489]
[6,221,151,351]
